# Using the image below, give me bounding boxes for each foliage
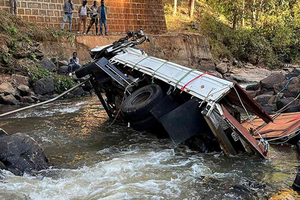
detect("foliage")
[26,64,51,82]
[53,75,76,94]
[165,0,300,67]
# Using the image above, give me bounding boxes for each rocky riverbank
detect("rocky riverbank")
[215,59,300,114]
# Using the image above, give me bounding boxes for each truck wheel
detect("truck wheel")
[121,84,165,121]
[130,116,159,131]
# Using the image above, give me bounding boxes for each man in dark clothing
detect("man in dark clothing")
[98,0,108,36]
[86,1,98,35]
[68,52,81,75]
[9,0,17,16]
[61,0,74,32]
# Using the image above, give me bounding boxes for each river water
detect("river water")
[0,96,298,200]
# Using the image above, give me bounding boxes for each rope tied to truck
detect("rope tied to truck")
[181,72,215,92]
[151,60,168,84]
[132,56,150,70]
[232,86,269,153]
[174,69,197,90]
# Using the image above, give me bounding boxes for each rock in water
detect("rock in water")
[0,133,48,175]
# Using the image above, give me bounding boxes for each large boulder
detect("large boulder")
[0,94,19,105]
[0,132,48,175]
[216,62,228,74]
[274,77,300,98]
[254,94,273,106]
[276,97,300,113]
[58,66,69,74]
[33,76,54,95]
[0,82,17,96]
[260,72,286,91]
[39,59,56,72]
[58,60,68,66]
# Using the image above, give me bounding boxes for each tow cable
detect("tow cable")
[0,79,89,118]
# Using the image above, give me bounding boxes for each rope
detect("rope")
[151,60,168,84]
[0,79,89,118]
[181,72,214,92]
[279,77,295,93]
[109,82,136,127]
[174,69,197,90]
[132,56,149,70]
[233,86,269,152]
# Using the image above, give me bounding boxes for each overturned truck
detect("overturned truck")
[76,29,299,159]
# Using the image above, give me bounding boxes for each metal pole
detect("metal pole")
[90,77,113,119]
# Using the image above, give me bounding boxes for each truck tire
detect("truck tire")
[122,84,165,121]
[130,116,159,131]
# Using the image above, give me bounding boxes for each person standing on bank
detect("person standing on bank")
[98,0,108,36]
[9,0,17,16]
[61,0,74,32]
[86,1,98,35]
[77,0,91,34]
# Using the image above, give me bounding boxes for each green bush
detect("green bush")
[53,75,75,94]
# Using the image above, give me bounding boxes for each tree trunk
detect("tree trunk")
[242,0,245,26]
[252,0,256,27]
[173,0,177,16]
[189,0,195,18]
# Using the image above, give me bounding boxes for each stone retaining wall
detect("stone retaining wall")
[0,0,167,33]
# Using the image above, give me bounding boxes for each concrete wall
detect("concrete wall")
[0,0,167,33]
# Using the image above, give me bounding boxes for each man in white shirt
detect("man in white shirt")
[68,52,81,74]
[77,0,90,34]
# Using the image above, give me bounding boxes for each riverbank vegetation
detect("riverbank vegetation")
[0,10,76,94]
[164,0,300,68]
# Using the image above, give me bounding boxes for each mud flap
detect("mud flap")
[150,95,181,120]
[158,99,211,145]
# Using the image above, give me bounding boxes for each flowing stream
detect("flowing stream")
[0,96,298,200]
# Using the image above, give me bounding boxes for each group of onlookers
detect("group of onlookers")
[8,0,108,35]
[62,0,108,35]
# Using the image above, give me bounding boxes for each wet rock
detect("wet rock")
[17,84,31,96]
[260,72,286,90]
[0,161,5,170]
[33,76,54,95]
[11,74,30,86]
[246,83,260,91]
[216,62,228,74]
[58,66,69,74]
[276,98,300,113]
[20,96,35,103]
[0,132,48,176]
[0,82,17,96]
[254,94,273,106]
[0,94,19,105]
[72,87,86,96]
[39,59,56,72]
[274,77,300,98]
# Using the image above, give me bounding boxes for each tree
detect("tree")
[173,0,177,16]
[190,0,195,18]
